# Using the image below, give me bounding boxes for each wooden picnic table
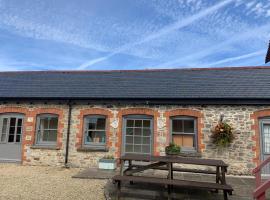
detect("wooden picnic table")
[113,154,233,200]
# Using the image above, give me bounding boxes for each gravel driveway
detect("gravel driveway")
[0,164,106,200]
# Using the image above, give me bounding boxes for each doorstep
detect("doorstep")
[72,167,118,179]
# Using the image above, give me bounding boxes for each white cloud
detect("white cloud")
[201,50,266,67]
[79,0,234,69]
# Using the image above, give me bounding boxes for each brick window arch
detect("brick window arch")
[164,109,204,152]
[76,108,113,150]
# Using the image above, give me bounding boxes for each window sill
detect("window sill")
[77,147,109,152]
[178,151,202,158]
[30,146,60,150]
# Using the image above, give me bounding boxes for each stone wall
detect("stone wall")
[0,103,269,175]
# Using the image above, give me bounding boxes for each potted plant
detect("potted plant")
[165,143,181,156]
[211,115,234,148]
[98,155,117,170]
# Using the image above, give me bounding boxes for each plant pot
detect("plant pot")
[98,159,117,170]
[165,151,180,156]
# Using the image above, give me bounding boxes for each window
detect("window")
[171,117,197,151]
[123,115,153,155]
[36,114,58,145]
[84,115,106,148]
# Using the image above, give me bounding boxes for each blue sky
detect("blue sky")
[0,0,270,71]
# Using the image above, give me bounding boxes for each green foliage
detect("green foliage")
[211,122,234,147]
[165,143,181,155]
[102,155,115,160]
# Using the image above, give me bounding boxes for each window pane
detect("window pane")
[42,130,50,142]
[86,131,94,142]
[184,120,195,133]
[143,129,151,136]
[173,135,194,148]
[172,120,183,132]
[142,137,150,144]
[9,126,15,134]
[135,120,142,127]
[40,118,49,130]
[86,131,105,144]
[16,134,21,142]
[17,119,22,127]
[126,128,133,135]
[17,127,22,134]
[125,145,133,152]
[126,120,134,127]
[134,136,141,144]
[134,145,141,153]
[47,130,57,142]
[96,118,106,130]
[182,135,194,147]
[143,120,150,128]
[49,118,58,129]
[10,118,16,127]
[134,128,141,136]
[8,134,14,142]
[126,136,133,144]
[142,145,150,154]
[2,118,8,134]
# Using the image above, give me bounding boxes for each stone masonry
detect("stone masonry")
[0,103,269,175]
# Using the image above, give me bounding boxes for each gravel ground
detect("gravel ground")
[0,164,106,200]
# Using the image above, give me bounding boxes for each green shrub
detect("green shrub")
[165,143,181,154]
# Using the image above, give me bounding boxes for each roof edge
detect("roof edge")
[0,66,269,74]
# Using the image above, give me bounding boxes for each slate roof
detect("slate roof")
[1,66,270,101]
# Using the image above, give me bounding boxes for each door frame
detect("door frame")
[0,113,24,162]
[121,115,154,156]
[259,118,270,175]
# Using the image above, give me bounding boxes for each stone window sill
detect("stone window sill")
[30,145,60,150]
[77,146,109,152]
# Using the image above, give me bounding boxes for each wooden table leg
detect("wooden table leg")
[128,160,134,185]
[215,166,220,193]
[117,181,121,200]
[167,163,172,200]
[120,159,125,176]
[221,166,228,200]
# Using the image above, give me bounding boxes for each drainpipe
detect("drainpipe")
[65,100,72,168]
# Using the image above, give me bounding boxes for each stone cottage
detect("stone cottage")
[1,63,270,175]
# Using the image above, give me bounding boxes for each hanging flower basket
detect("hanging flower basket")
[211,115,234,148]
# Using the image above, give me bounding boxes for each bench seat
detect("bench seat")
[113,175,233,200]
[113,175,233,191]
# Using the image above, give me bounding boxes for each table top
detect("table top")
[121,154,228,167]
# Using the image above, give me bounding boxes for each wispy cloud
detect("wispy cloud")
[201,50,266,67]
[78,0,234,69]
[155,23,270,68]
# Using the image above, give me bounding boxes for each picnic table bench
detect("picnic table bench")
[112,154,233,200]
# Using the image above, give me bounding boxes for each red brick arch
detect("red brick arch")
[164,109,204,152]
[250,109,270,165]
[117,108,160,157]
[76,108,113,149]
